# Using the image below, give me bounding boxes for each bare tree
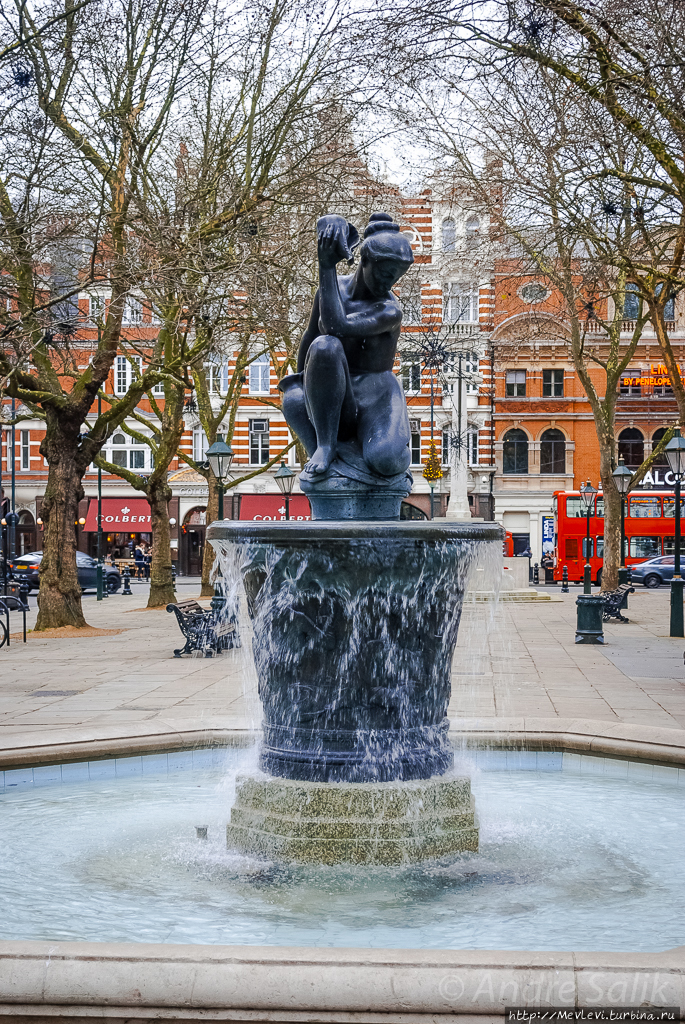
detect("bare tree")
[0,0,210,627]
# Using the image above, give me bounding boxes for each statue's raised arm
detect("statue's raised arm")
[278,212,415,520]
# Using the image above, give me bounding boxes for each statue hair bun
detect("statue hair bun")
[363,212,400,238]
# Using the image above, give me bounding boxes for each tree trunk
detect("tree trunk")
[147,480,176,608]
[200,475,219,597]
[36,431,87,630]
[599,478,622,592]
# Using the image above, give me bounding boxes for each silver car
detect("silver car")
[629,556,677,588]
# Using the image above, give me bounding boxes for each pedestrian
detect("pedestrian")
[143,545,151,580]
[541,551,554,584]
[133,543,145,580]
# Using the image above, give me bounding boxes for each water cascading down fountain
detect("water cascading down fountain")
[208,212,502,866]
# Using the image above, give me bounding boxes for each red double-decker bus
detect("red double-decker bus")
[553,489,684,584]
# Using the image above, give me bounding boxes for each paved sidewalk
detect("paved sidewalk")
[1,583,684,749]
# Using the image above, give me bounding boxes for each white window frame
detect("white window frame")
[409,418,422,466]
[123,296,143,325]
[114,355,143,396]
[401,356,422,395]
[441,428,452,466]
[207,360,229,395]
[442,218,456,253]
[468,428,479,466]
[249,418,270,464]
[193,428,209,463]
[20,429,30,470]
[88,294,105,323]
[109,430,148,471]
[249,354,271,395]
[444,283,478,324]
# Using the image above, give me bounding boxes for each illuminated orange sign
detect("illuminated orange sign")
[621,363,680,388]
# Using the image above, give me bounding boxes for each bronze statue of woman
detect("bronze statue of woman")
[278,212,415,498]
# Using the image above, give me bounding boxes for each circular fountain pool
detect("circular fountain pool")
[1,746,683,952]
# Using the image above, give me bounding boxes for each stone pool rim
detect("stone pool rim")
[2,720,684,1021]
[1,717,685,772]
[0,940,683,1022]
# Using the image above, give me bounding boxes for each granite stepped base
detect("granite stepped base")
[226,771,479,866]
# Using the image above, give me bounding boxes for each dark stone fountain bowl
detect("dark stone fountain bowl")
[208,520,503,784]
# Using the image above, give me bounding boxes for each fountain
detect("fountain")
[1,213,684,1015]
[208,211,502,865]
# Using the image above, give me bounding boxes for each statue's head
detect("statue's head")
[359,213,414,297]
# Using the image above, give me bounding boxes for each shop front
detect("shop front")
[82,498,153,559]
[180,506,206,576]
[239,495,311,521]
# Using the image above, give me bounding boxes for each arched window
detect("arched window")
[623,283,640,320]
[249,353,270,394]
[540,428,566,474]
[442,218,456,253]
[651,426,669,466]
[465,216,480,239]
[618,427,644,469]
[656,284,675,321]
[503,428,528,474]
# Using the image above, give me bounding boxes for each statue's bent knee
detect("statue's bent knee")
[309,334,343,360]
[366,442,411,478]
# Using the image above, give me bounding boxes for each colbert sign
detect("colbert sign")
[83,498,152,531]
[239,495,311,521]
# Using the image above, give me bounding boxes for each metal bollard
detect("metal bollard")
[533,562,540,585]
[122,564,133,596]
[171,564,177,585]
[561,565,569,593]
[18,573,30,607]
[96,561,103,601]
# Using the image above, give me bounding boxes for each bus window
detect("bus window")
[629,496,661,517]
[596,537,604,557]
[663,497,685,517]
[565,537,579,559]
[565,497,584,518]
[595,497,605,517]
[663,538,685,555]
[630,536,661,558]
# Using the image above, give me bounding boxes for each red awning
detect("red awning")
[83,498,152,531]
[239,495,311,521]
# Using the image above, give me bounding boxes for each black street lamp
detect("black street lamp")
[612,457,632,585]
[206,439,234,521]
[274,460,296,520]
[665,428,685,637]
[579,480,599,595]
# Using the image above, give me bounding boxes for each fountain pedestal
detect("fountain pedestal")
[226,772,479,866]
[209,520,501,864]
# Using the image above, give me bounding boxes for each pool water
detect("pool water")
[1,747,683,951]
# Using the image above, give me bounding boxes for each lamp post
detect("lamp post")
[205,439,234,619]
[205,439,234,521]
[579,480,598,595]
[9,397,15,561]
[665,428,685,638]
[274,460,295,519]
[612,458,632,586]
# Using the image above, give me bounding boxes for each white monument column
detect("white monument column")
[444,358,483,521]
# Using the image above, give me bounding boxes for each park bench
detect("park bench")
[166,598,240,658]
[601,583,635,623]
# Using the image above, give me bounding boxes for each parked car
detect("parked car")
[7,551,121,593]
[629,555,677,588]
